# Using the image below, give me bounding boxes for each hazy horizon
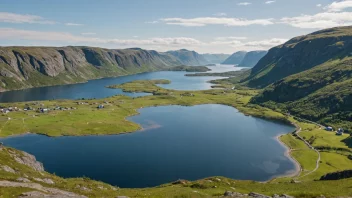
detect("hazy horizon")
[1,0,351,53]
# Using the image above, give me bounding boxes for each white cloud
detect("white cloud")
[0,28,288,53]
[145,21,159,24]
[265,1,276,4]
[0,12,55,24]
[210,37,287,49]
[81,32,96,36]
[237,2,252,6]
[213,13,227,16]
[324,0,352,12]
[65,23,84,26]
[161,17,274,27]
[280,12,352,28]
[317,4,322,7]
[243,38,288,48]
[215,36,248,41]
[0,28,202,46]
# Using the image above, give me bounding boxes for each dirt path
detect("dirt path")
[292,123,321,179]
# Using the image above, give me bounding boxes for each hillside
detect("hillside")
[165,49,209,66]
[222,51,247,65]
[202,53,230,64]
[250,26,352,131]
[238,51,267,67]
[0,46,194,92]
[245,26,352,88]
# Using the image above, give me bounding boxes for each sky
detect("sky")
[0,0,351,53]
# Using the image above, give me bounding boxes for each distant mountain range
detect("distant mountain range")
[238,51,267,67]
[222,51,247,65]
[166,49,209,66]
[201,53,230,64]
[221,50,267,67]
[247,26,352,131]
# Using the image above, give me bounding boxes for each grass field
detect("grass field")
[0,79,352,197]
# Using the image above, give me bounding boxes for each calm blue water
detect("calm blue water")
[1,105,296,188]
[0,65,236,103]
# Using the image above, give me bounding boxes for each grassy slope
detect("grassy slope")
[252,57,352,131]
[245,26,352,88]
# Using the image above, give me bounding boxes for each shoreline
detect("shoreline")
[0,103,305,186]
[271,134,302,180]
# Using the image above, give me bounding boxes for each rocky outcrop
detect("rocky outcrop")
[0,180,87,198]
[1,165,16,173]
[9,150,44,172]
[223,191,294,198]
[238,51,267,67]
[222,51,247,65]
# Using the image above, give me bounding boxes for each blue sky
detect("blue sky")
[0,0,351,53]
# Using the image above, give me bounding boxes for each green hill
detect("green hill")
[245,26,352,88]
[250,26,352,131]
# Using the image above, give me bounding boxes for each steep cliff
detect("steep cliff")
[222,51,247,65]
[0,46,183,91]
[238,51,267,67]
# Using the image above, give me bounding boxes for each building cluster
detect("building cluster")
[0,106,19,114]
[325,126,345,136]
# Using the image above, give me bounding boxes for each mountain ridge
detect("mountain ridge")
[222,51,247,65]
[0,46,208,92]
[238,50,267,67]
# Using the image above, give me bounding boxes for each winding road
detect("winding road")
[291,118,321,179]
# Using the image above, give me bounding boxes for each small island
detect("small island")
[166,65,211,72]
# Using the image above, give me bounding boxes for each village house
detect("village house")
[336,128,344,136]
[325,126,334,131]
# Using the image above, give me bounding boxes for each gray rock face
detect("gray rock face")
[1,165,16,173]
[10,151,44,172]
[17,177,31,183]
[249,192,271,198]
[223,191,295,198]
[0,181,87,198]
[18,191,85,198]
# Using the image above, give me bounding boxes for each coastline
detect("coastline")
[272,134,302,181]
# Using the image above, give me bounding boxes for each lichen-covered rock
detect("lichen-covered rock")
[11,151,44,172]
[1,165,16,173]
[17,177,31,183]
